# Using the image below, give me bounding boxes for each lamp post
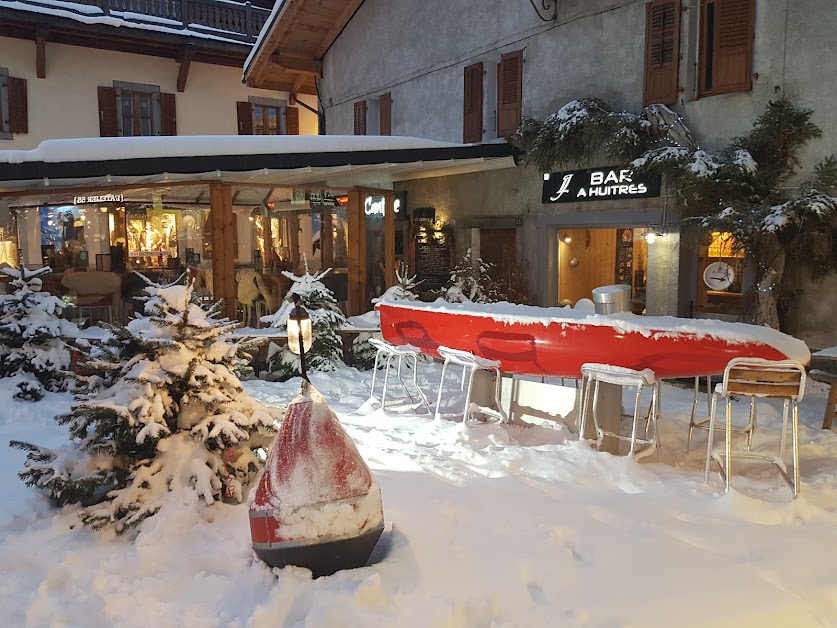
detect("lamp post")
[287,293,313,381]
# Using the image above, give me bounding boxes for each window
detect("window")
[496,50,522,138]
[0,67,28,139]
[236,99,298,135]
[699,0,754,97]
[97,82,176,137]
[643,0,680,106]
[463,62,483,143]
[354,100,367,135]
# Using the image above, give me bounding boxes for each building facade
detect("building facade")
[274,0,837,346]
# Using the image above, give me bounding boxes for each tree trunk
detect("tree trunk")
[753,236,786,329]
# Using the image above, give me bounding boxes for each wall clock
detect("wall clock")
[703,261,735,291]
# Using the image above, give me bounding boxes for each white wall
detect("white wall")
[0,36,319,149]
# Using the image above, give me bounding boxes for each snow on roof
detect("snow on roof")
[377,300,811,364]
[0,0,255,46]
[0,135,464,165]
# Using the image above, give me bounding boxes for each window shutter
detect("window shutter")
[160,92,176,136]
[285,105,299,135]
[463,62,483,143]
[353,100,367,135]
[7,77,28,134]
[496,50,522,137]
[97,86,118,137]
[643,0,680,106]
[712,0,754,94]
[236,101,253,135]
[379,92,392,136]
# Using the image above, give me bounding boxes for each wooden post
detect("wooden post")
[384,192,396,288]
[209,182,236,320]
[347,190,366,316]
[262,205,273,267]
[321,207,333,269]
[288,213,300,272]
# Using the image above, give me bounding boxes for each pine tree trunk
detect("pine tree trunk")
[753,236,786,330]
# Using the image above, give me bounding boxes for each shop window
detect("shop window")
[463,62,483,143]
[696,231,744,316]
[236,98,298,135]
[698,0,755,97]
[0,67,28,139]
[496,50,522,138]
[40,206,87,270]
[643,0,680,106]
[353,100,367,135]
[126,207,180,270]
[97,82,176,137]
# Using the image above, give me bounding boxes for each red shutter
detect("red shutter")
[497,50,522,137]
[285,105,299,135]
[97,86,118,137]
[712,0,754,94]
[7,77,28,134]
[463,62,483,143]
[236,101,253,134]
[643,0,680,106]
[353,100,367,135]
[379,92,392,136]
[160,92,177,136]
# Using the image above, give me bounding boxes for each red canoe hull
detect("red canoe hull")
[378,305,795,379]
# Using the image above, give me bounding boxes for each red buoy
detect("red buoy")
[249,382,384,577]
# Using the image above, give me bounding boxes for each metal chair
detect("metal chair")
[368,338,429,411]
[578,363,661,461]
[705,358,806,497]
[433,346,507,424]
[687,374,757,453]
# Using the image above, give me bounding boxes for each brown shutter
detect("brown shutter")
[497,50,522,137]
[97,86,118,137]
[7,77,28,134]
[285,105,299,135]
[712,0,754,94]
[236,101,253,134]
[643,0,680,106]
[353,100,367,135]
[463,62,483,143]
[379,92,392,136]
[160,92,176,136]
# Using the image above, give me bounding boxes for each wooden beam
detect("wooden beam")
[209,182,236,320]
[291,73,308,94]
[262,205,274,267]
[35,27,48,79]
[270,54,322,77]
[177,46,195,93]
[314,0,365,58]
[287,212,300,272]
[321,207,333,269]
[251,0,306,86]
[384,191,396,289]
[346,190,366,316]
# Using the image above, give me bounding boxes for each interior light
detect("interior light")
[561,234,572,244]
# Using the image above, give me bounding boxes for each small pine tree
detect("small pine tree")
[263,266,347,378]
[10,282,282,532]
[444,249,506,304]
[353,267,423,369]
[0,262,79,401]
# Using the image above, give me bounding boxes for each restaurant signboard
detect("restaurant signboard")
[542,167,660,204]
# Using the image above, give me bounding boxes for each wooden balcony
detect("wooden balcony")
[52,0,270,42]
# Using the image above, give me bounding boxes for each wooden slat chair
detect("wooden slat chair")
[687,373,757,453]
[809,370,837,430]
[705,358,806,497]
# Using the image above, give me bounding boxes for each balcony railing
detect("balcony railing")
[70,0,270,42]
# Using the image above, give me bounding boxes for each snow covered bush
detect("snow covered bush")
[444,249,505,304]
[10,283,283,531]
[262,267,347,378]
[0,264,79,401]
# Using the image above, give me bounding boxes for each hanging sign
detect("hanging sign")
[307,190,338,207]
[73,193,124,205]
[542,167,660,204]
[412,206,435,225]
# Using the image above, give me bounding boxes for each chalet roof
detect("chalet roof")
[0,0,269,65]
[0,135,517,208]
[242,0,365,94]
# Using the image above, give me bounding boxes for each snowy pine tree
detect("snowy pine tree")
[0,263,79,401]
[263,266,347,378]
[444,249,505,304]
[10,283,283,531]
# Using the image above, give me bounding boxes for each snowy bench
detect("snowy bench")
[810,370,837,430]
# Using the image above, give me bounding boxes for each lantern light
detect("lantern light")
[642,227,664,244]
[286,293,313,380]
[561,233,572,244]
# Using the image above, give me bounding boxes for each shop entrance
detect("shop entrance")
[557,227,648,314]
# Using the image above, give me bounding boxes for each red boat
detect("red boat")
[376,301,810,379]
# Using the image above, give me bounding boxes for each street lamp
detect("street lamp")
[287,293,313,380]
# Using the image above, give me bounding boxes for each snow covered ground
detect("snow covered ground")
[2,362,837,627]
